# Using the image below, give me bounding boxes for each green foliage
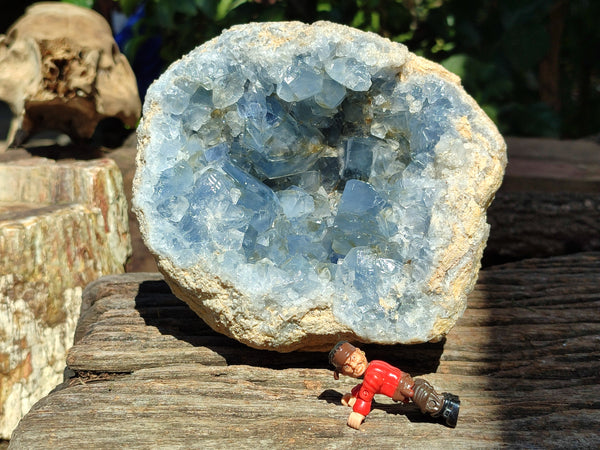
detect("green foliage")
[310,0,599,138]
[80,0,598,138]
[114,0,286,65]
[61,0,95,8]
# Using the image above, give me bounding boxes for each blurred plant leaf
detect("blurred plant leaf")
[176,0,200,16]
[61,0,94,8]
[195,0,217,17]
[118,0,140,15]
[441,54,468,78]
[215,0,249,21]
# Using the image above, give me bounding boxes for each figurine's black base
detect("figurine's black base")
[434,393,460,428]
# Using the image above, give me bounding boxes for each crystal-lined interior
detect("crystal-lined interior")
[135,28,474,341]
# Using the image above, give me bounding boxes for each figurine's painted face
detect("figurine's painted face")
[340,348,368,378]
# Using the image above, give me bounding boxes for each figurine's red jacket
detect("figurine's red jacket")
[351,360,408,417]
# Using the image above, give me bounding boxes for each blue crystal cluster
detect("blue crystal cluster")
[135,23,478,342]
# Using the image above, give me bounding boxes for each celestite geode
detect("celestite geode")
[133,21,506,351]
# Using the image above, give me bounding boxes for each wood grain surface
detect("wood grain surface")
[9,253,600,449]
[485,191,600,266]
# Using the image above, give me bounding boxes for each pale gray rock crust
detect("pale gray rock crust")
[133,21,506,351]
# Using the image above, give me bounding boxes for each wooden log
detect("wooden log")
[484,191,600,266]
[502,136,600,193]
[484,136,600,265]
[8,252,600,448]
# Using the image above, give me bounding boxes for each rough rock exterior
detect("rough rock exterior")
[0,2,141,148]
[0,157,131,439]
[134,21,506,352]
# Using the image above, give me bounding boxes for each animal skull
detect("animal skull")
[0,2,141,149]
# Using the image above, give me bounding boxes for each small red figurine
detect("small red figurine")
[329,341,460,429]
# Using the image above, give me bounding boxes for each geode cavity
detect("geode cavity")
[133,21,506,351]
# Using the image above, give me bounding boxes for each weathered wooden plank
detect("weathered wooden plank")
[9,364,600,449]
[484,192,600,265]
[502,136,600,192]
[9,253,600,449]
